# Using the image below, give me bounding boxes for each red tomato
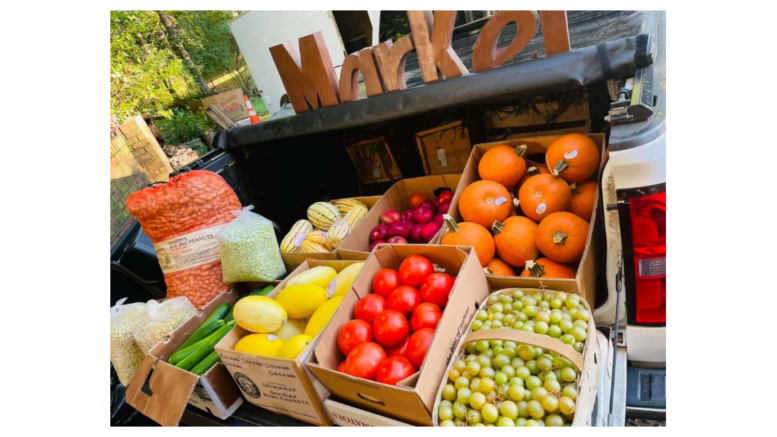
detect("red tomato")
[419,273,455,308]
[354,294,387,324]
[344,342,387,381]
[376,356,416,386]
[437,190,454,204]
[410,303,442,332]
[408,193,427,210]
[384,337,408,357]
[405,328,435,369]
[399,255,434,287]
[338,319,373,356]
[337,361,346,373]
[387,285,421,317]
[372,269,401,298]
[372,310,409,348]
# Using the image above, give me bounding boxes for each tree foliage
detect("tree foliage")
[379,11,410,43]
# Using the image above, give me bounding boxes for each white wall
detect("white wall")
[230,11,347,114]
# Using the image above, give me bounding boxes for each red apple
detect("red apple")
[369,240,386,251]
[387,236,408,244]
[412,207,433,224]
[410,223,425,243]
[421,221,442,243]
[433,214,444,225]
[380,209,401,225]
[370,224,388,242]
[387,221,411,238]
[401,209,415,222]
[438,200,451,215]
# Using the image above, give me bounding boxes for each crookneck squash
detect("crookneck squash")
[535,212,589,263]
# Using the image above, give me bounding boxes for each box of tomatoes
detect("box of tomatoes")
[443,134,606,306]
[306,244,489,426]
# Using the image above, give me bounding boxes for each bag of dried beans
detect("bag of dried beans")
[126,170,241,309]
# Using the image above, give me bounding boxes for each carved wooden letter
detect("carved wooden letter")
[539,11,571,56]
[269,31,340,114]
[339,48,384,103]
[407,10,468,83]
[373,36,414,92]
[471,11,538,73]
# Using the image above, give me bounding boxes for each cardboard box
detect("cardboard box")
[280,196,381,272]
[414,121,472,175]
[431,277,601,426]
[125,290,243,426]
[483,90,591,141]
[337,175,462,260]
[191,89,249,121]
[214,260,367,426]
[325,399,412,426]
[346,137,403,184]
[445,134,605,306]
[307,244,488,426]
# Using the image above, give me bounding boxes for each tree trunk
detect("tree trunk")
[156,10,212,96]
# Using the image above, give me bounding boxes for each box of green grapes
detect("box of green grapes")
[432,284,600,427]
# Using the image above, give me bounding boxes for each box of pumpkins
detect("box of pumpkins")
[444,134,604,305]
[279,196,380,271]
[306,244,489,426]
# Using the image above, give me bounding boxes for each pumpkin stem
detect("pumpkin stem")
[569,183,580,196]
[527,166,540,176]
[514,144,528,157]
[525,260,546,277]
[553,160,569,176]
[513,198,521,214]
[491,221,505,235]
[552,231,568,245]
[442,214,459,233]
[483,267,491,275]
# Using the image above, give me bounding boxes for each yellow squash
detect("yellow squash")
[277,334,313,359]
[305,296,344,338]
[234,334,285,357]
[233,296,288,333]
[274,284,328,318]
[272,318,308,341]
[287,266,338,289]
[330,262,365,297]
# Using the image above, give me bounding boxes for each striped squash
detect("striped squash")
[334,198,368,215]
[306,230,329,246]
[301,240,330,253]
[308,202,341,230]
[344,204,368,228]
[280,220,313,253]
[326,218,351,248]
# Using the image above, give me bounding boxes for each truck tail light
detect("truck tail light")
[629,190,666,324]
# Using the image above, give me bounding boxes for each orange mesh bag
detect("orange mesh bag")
[125,170,241,309]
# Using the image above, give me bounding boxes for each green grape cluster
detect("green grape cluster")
[436,290,587,427]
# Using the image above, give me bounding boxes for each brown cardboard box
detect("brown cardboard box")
[483,90,591,141]
[337,175,462,260]
[280,196,381,272]
[414,121,472,175]
[345,137,403,184]
[445,134,605,306]
[190,89,249,121]
[214,259,367,426]
[325,399,412,426]
[306,244,488,426]
[431,277,601,426]
[125,290,243,426]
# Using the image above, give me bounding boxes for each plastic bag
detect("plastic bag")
[220,206,286,283]
[126,170,241,309]
[132,296,198,354]
[110,298,149,387]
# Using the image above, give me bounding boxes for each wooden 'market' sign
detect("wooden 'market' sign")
[271,11,571,115]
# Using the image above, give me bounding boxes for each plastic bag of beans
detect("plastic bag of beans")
[125,170,242,309]
[110,298,148,386]
[132,296,198,354]
[220,206,286,283]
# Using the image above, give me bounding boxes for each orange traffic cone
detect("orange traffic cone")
[244,94,261,124]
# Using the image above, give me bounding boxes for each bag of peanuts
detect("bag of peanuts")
[126,170,242,309]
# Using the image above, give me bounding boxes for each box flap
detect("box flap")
[125,356,200,427]
[325,399,412,426]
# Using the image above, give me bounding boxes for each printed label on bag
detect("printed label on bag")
[564,150,579,160]
[437,148,448,167]
[536,203,547,215]
[154,224,227,274]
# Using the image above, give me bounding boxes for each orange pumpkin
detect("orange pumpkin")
[441,214,495,267]
[484,258,516,276]
[517,165,551,192]
[535,212,589,263]
[517,174,571,222]
[478,144,528,189]
[459,180,512,229]
[491,216,539,268]
[520,258,577,279]
[569,180,597,222]
[546,134,599,183]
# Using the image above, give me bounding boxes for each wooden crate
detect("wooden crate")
[414,121,472,175]
[345,137,402,184]
[483,89,590,141]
